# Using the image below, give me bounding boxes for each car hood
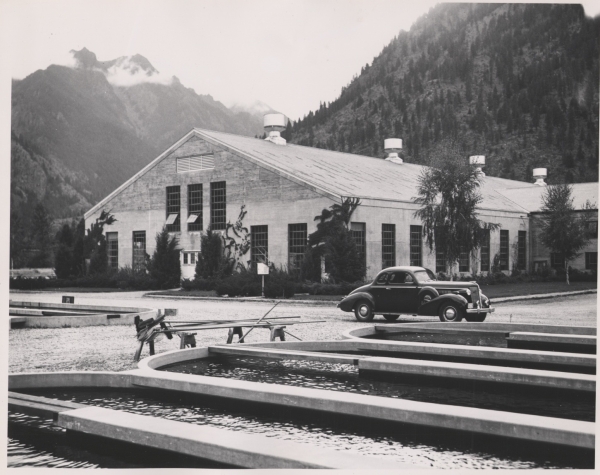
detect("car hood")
[425,281,478,289]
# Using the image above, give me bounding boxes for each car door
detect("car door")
[386,271,420,313]
[369,272,390,312]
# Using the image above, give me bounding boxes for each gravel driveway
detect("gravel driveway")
[9,291,597,374]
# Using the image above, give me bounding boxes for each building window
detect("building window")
[166,186,180,232]
[187,184,203,232]
[585,252,597,272]
[499,230,509,271]
[550,252,564,269]
[132,231,146,272]
[181,251,199,266]
[288,223,307,271]
[480,230,490,272]
[517,231,527,270]
[410,225,422,267]
[350,222,366,268]
[585,221,598,240]
[210,181,226,230]
[434,228,445,273]
[106,232,118,271]
[251,225,268,266]
[458,245,470,272]
[382,224,395,269]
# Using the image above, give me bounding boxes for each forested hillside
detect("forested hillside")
[288,3,599,184]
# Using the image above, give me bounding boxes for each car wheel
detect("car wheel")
[354,300,374,322]
[438,304,464,322]
[465,313,487,322]
[383,314,399,322]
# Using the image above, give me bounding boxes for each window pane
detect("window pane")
[288,223,307,271]
[517,231,527,270]
[550,252,564,269]
[251,225,268,266]
[188,184,203,231]
[382,224,395,269]
[585,252,597,271]
[132,231,146,272]
[410,225,422,267]
[480,230,490,272]
[459,245,469,272]
[499,230,509,271]
[106,232,118,271]
[350,222,366,269]
[166,186,180,232]
[210,182,226,230]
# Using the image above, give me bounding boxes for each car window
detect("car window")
[414,270,434,282]
[404,274,414,283]
[388,272,407,284]
[375,273,388,284]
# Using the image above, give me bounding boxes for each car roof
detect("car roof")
[378,266,426,273]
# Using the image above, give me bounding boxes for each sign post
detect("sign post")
[256,263,269,297]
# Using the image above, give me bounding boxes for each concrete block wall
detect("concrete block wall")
[86,132,548,282]
[86,135,335,279]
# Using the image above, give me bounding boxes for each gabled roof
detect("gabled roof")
[195,128,537,214]
[496,182,599,213]
[88,127,591,219]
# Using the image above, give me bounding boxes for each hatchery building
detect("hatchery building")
[85,117,597,280]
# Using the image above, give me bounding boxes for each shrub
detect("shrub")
[263,266,295,299]
[147,227,181,289]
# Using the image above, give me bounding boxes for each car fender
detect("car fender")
[418,286,440,300]
[337,292,375,312]
[418,293,468,316]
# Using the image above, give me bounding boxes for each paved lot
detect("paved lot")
[9,291,597,374]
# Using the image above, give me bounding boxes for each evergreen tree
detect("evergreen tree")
[148,226,181,289]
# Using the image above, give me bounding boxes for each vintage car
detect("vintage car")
[338,266,494,322]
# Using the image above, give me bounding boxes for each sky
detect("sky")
[2,0,599,122]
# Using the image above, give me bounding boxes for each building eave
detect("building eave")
[192,129,341,203]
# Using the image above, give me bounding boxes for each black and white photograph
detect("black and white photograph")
[2,0,599,470]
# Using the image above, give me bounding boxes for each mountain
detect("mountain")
[11,48,265,222]
[288,3,599,185]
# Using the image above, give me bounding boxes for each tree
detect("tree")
[85,210,116,275]
[413,142,500,278]
[538,184,592,284]
[307,197,365,282]
[29,203,53,267]
[195,227,232,279]
[148,226,181,289]
[54,223,76,278]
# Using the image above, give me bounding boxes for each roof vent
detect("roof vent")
[263,113,287,145]
[533,168,547,186]
[469,155,485,177]
[384,138,403,164]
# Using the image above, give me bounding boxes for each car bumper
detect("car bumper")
[466,307,495,314]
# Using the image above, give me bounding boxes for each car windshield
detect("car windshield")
[414,270,435,282]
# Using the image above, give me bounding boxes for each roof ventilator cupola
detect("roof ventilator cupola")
[384,138,403,164]
[533,168,547,186]
[263,113,287,145]
[469,155,486,177]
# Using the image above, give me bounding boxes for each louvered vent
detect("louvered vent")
[176,154,215,173]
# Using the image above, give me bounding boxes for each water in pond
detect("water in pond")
[9,389,593,469]
[160,356,595,422]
